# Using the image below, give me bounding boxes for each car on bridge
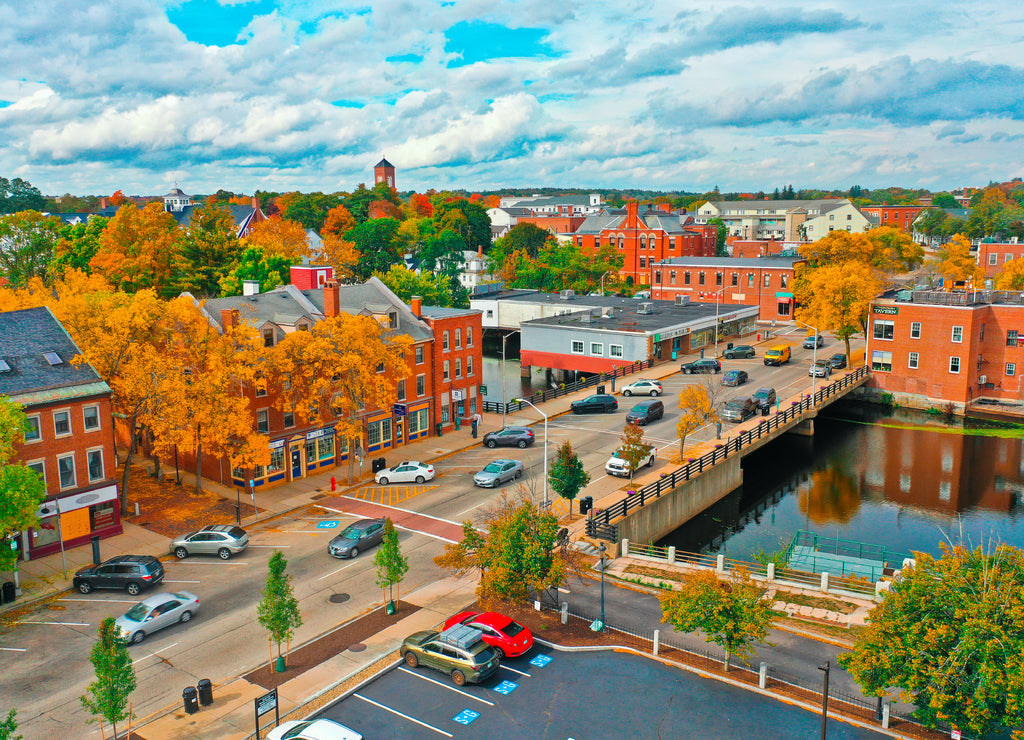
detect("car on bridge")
[752,387,777,411]
[721,398,759,423]
[722,344,756,359]
[680,358,721,374]
[605,446,656,477]
[829,353,848,369]
[620,378,663,397]
[809,359,832,378]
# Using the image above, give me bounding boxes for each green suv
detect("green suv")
[401,625,500,685]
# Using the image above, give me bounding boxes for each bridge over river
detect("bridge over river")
[584,366,871,549]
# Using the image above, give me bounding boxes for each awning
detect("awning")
[777,296,792,304]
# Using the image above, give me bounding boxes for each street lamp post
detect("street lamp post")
[512,397,548,507]
[712,285,726,357]
[818,660,831,739]
[598,542,607,631]
[501,329,521,429]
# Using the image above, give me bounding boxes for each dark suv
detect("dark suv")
[751,387,777,411]
[570,394,618,414]
[73,555,165,595]
[680,358,721,374]
[482,426,535,449]
[626,399,664,426]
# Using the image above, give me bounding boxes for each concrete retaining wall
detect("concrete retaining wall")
[617,456,743,545]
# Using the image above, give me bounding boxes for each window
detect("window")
[654,270,661,283]
[571,340,584,354]
[763,274,771,287]
[591,343,604,356]
[255,380,268,397]
[640,257,646,268]
[610,345,623,357]
[949,356,961,374]
[415,345,424,364]
[747,273,754,288]
[443,331,450,351]
[873,320,895,340]
[910,322,921,339]
[256,409,270,433]
[455,359,462,378]
[670,270,676,284]
[1008,330,1019,347]
[367,418,393,447]
[698,272,706,286]
[388,311,398,329]
[443,361,450,382]
[1007,363,1017,376]
[731,273,738,287]
[27,460,45,485]
[455,329,462,349]
[989,253,999,265]
[908,352,919,369]
[416,374,425,396]
[871,351,893,372]
[57,454,76,489]
[83,405,100,431]
[781,274,789,288]
[25,415,40,442]
[376,362,385,374]
[87,449,104,482]
[951,326,963,343]
[466,327,473,347]
[640,235,647,249]
[53,410,71,437]
[283,410,295,428]
[1006,254,1014,263]
[396,379,406,401]
[684,272,691,285]
[715,272,723,286]
[467,356,474,376]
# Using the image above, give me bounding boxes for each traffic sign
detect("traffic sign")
[480,384,487,395]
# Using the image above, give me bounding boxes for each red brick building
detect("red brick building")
[0,307,121,562]
[866,290,1024,410]
[860,205,929,233]
[574,203,717,284]
[649,256,805,322]
[516,214,587,237]
[192,271,482,490]
[729,239,790,258]
[977,241,1024,278]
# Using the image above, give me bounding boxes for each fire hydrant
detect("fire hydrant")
[330,476,336,492]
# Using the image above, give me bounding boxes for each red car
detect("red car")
[443,611,534,658]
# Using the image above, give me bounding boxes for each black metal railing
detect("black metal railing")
[482,359,655,414]
[584,366,869,540]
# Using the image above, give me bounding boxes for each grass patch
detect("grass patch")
[779,591,859,615]
[624,564,685,582]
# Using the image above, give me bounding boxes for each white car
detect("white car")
[114,591,200,644]
[620,379,663,397]
[375,461,434,485]
[604,447,656,477]
[266,719,363,740]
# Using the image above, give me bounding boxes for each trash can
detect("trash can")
[372,457,387,473]
[454,416,461,431]
[435,422,443,437]
[182,686,199,715]
[761,404,769,417]
[1,581,14,604]
[197,678,213,706]
[596,385,605,395]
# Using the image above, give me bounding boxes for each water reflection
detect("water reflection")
[658,402,1024,561]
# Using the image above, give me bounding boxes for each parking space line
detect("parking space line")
[500,664,531,677]
[171,561,249,565]
[0,647,27,652]
[318,561,357,580]
[132,642,178,665]
[398,666,495,705]
[354,693,454,737]
[457,501,488,517]
[164,579,200,583]
[61,598,137,603]
[19,620,90,626]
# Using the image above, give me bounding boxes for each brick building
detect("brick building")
[574,203,717,284]
[649,256,804,322]
[190,269,482,490]
[977,241,1024,279]
[866,290,1024,410]
[859,205,929,233]
[0,307,121,561]
[729,239,791,258]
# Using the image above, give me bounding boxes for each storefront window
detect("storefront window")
[408,408,428,434]
[268,447,285,473]
[317,435,335,459]
[368,419,393,446]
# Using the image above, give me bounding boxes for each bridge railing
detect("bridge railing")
[584,366,869,542]
[482,359,655,414]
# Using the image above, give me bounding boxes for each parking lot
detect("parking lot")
[313,648,888,739]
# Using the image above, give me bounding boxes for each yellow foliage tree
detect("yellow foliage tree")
[318,234,360,282]
[90,202,180,295]
[794,261,882,359]
[242,216,310,263]
[269,314,411,481]
[322,205,356,238]
[932,233,983,289]
[995,257,1024,290]
[677,381,719,461]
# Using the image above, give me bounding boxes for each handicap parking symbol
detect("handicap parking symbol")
[453,709,480,725]
[493,680,518,695]
[317,521,339,529]
[529,654,552,668]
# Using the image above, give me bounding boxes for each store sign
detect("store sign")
[37,485,117,517]
[306,427,334,441]
[873,305,899,315]
[452,389,464,401]
[269,438,286,450]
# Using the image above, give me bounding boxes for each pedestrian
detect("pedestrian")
[775,397,781,413]
[471,411,482,439]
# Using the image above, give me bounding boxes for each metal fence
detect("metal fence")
[585,366,870,542]
[481,359,655,414]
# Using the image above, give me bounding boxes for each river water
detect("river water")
[658,401,1024,561]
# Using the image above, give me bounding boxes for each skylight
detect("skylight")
[0,359,10,372]
[43,352,63,365]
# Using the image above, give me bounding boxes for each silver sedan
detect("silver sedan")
[114,591,200,644]
[473,459,525,488]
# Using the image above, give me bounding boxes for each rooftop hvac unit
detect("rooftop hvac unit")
[580,311,592,323]
[637,302,654,315]
[674,294,691,306]
[560,289,575,300]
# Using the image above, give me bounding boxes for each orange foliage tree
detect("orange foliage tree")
[241,216,310,263]
[90,202,180,296]
[407,193,433,217]
[109,190,127,206]
[368,200,403,221]
[318,235,361,282]
[322,205,356,238]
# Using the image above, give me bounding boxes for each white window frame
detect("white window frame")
[591,343,604,356]
[256,408,270,433]
[1007,363,1016,377]
[416,374,425,396]
[873,320,895,341]
[908,352,919,369]
[455,329,462,349]
[443,331,450,351]
[443,361,450,382]
[57,453,76,490]
[466,327,473,347]
[910,322,921,339]
[610,345,623,358]
[83,404,101,432]
[949,356,961,374]
[25,414,41,443]
[951,326,963,343]
[467,356,474,376]
[396,379,406,401]
[86,447,104,482]
[27,459,45,486]
[989,253,998,265]
[53,408,72,438]
[415,345,424,364]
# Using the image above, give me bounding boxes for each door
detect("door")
[290,447,302,480]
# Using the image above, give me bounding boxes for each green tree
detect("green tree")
[495,223,550,259]
[548,440,590,519]
[349,217,402,278]
[175,200,242,296]
[375,265,457,307]
[839,543,1024,737]
[615,421,652,481]
[219,246,292,297]
[52,216,109,275]
[706,217,728,257]
[416,227,466,278]
[80,617,136,739]
[0,211,64,287]
[257,551,303,670]
[373,518,409,605]
[0,709,20,740]
[283,192,344,232]
[0,177,45,214]
[432,197,491,251]
[660,570,773,671]
[345,183,400,223]
[931,193,958,209]
[0,397,46,573]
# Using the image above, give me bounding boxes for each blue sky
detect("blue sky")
[1,0,1022,196]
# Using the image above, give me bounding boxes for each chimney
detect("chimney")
[323,280,340,317]
[220,308,237,330]
[627,201,638,223]
[251,195,259,210]
[99,196,109,210]
[658,203,671,213]
[411,295,423,318]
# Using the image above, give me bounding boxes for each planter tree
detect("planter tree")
[257,550,302,671]
[615,421,651,482]
[547,440,590,519]
[81,617,136,740]
[0,709,20,740]
[676,381,719,460]
[660,570,773,671]
[373,518,409,605]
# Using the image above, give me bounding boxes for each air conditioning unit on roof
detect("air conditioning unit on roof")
[637,302,654,315]
[560,289,575,300]
[675,294,690,306]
